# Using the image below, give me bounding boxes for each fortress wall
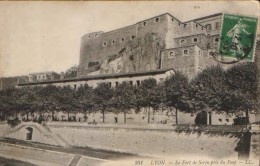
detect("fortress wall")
[79,25,138,76]
[209,34,220,49]
[136,14,169,45]
[170,21,206,40]
[195,15,222,36]
[174,34,209,50]
[161,45,200,78]
[79,36,103,75]
[101,25,137,53]
[78,14,223,77]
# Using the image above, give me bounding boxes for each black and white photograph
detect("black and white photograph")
[0,1,259,166]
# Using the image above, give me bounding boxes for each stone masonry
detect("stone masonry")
[79,13,223,78]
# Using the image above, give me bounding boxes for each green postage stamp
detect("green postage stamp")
[219,13,258,61]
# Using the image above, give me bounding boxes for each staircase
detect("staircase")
[42,125,71,147]
[1,122,71,147]
[68,155,81,166]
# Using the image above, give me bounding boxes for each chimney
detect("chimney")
[60,72,65,80]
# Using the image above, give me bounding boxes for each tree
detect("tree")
[164,71,189,124]
[93,83,114,123]
[17,87,39,121]
[36,85,60,121]
[222,62,257,121]
[76,84,95,121]
[0,88,19,120]
[255,40,260,123]
[112,82,136,123]
[55,86,79,121]
[188,65,226,114]
[64,65,78,79]
[138,78,161,123]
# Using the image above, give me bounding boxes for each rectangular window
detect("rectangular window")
[108,82,112,87]
[115,82,119,87]
[74,84,77,90]
[129,81,133,85]
[206,24,212,31]
[215,22,220,29]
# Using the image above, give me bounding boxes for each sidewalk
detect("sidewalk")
[47,121,249,132]
[0,137,137,166]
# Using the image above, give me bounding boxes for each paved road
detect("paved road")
[0,156,37,166]
[0,138,137,160]
[0,137,140,166]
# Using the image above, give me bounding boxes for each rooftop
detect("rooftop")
[83,12,221,37]
[18,68,175,86]
[29,71,59,76]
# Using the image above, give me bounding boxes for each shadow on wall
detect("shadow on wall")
[195,111,208,125]
[235,131,251,160]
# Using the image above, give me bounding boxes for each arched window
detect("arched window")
[169,51,175,58]
[180,39,186,45]
[155,17,160,22]
[143,22,147,27]
[183,49,189,55]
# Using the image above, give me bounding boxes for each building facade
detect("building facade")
[0,76,28,90]
[18,68,174,89]
[28,71,60,82]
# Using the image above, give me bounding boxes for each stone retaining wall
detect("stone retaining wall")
[49,125,240,158]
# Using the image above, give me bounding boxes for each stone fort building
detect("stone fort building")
[15,13,257,126]
[79,13,222,78]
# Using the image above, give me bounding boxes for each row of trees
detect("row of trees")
[0,62,257,124]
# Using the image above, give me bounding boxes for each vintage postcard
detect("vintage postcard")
[0,1,259,166]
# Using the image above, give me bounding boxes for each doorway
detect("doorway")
[195,111,208,125]
[26,127,33,140]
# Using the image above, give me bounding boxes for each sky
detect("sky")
[0,1,259,77]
